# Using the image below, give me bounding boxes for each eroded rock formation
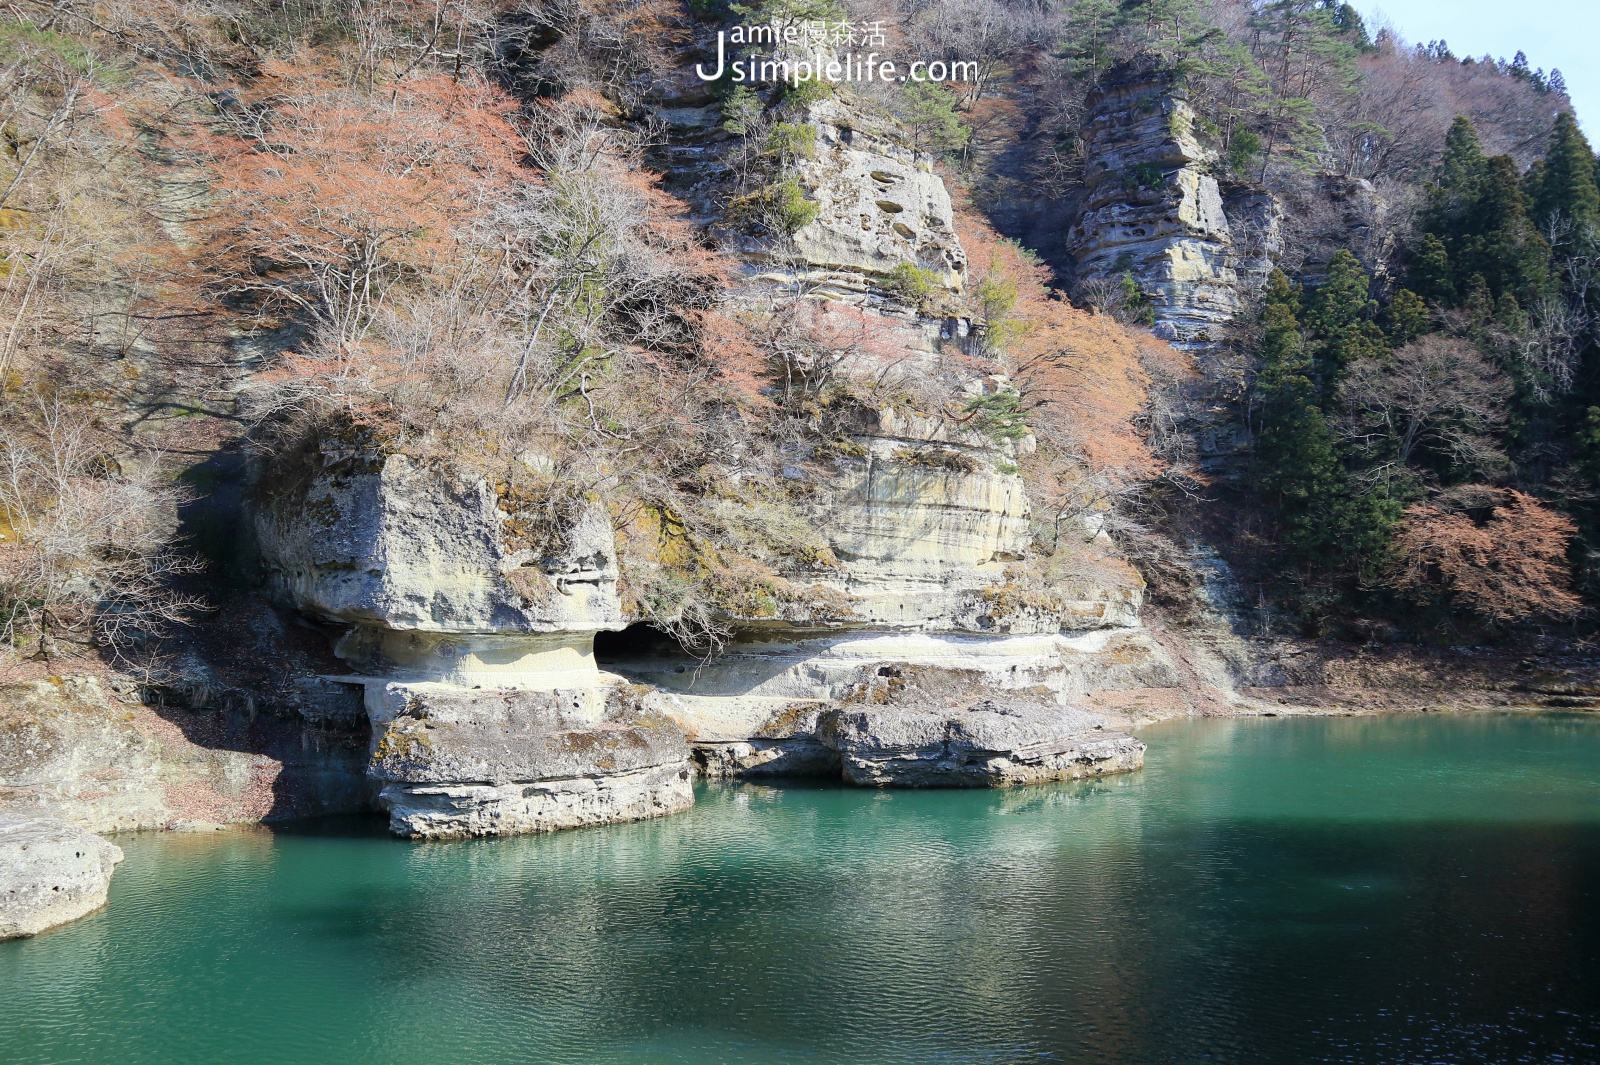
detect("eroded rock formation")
[818,702,1144,787]
[367,684,692,840]
[0,814,123,939]
[811,401,1036,628]
[255,441,696,839]
[1069,68,1249,351]
[241,88,1173,834]
[621,395,1162,779]
[1068,66,1292,351]
[257,446,626,687]
[780,99,967,296]
[0,675,368,831]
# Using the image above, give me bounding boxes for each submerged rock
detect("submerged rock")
[367,683,693,839]
[0,815,123,939]
[816,701,1145,788]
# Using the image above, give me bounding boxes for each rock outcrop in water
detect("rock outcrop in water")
[0,814,123,939]
[624,387,1159,781]
[255,441,696,839]
[252,413,1162,818]
[237,64,1187,832]
[818,701,1145,787]
[367,683,692,839]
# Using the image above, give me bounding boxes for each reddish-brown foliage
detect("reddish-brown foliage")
[1389,490,1582,622]
[196,60,524,348]
[955,206,1192,488]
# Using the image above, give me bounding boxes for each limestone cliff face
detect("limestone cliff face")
[780,99,966,296]
[241,85,1167,830]
[254,440,694,839]
[256,443,625,689]
[654,80,968,300]
[0,676,370,831]
[1068,69,1274,351]
[809,402,1034,629]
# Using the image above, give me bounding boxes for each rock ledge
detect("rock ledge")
[817,702,1145,787]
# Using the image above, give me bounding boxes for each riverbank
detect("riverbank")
[1089,619,1600,727]
[5,632,1598,833]
[7,713,1600,1065]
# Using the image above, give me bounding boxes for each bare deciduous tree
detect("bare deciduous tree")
[1389,489,1581,622]
[1338,335,1511,476]
[1,403,202,663]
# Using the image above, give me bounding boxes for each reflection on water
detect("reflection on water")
[4,714,1600,1064]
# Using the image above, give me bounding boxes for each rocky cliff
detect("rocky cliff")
[254,441,697,839]
[1069,69,1258,351]
[780,98,967,297]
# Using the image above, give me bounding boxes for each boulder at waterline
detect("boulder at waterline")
[368,683,694,839]
[817,701,1145,787]
[1,814,124,939]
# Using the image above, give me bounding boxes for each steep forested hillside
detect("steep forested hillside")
[1,0,1593,687]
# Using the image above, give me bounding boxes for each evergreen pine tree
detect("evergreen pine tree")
[1382,289,1429,345]
[1437,116,1488,209]
[1303,250,1387,389]
[895,81,970,154]
[1533,112,1600,234]
[1410,233,1454,305]
[1460,154,1552,303]
[1461,275,1495,326]
[1256,269,1398,576]
[1257,272,1335,552]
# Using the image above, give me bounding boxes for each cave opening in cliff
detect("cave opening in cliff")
[593,623,695,667]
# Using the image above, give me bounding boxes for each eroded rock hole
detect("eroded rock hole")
[594,623,696,673]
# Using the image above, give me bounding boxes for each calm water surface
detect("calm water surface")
[6,714,1600,1064]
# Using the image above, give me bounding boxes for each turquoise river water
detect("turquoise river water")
[5,713,1600,1064]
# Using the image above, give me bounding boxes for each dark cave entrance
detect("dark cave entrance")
[593,622,694,668]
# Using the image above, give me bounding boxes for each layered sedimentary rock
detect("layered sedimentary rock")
[257,445,625,687]
[778,99,967,296]
[1069,69,1243,350]
[0,814,123,939]
[606,377,1159,781]
[367,683,691,839]
[0,675,369,831]
[817,701,1145,787]
[639,625,1169,782]
[813,401,1037,628]
[255,440,695,838]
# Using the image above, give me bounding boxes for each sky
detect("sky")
[1360,0,1598,131]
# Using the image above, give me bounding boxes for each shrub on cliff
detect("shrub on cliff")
[1,403,203,663]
